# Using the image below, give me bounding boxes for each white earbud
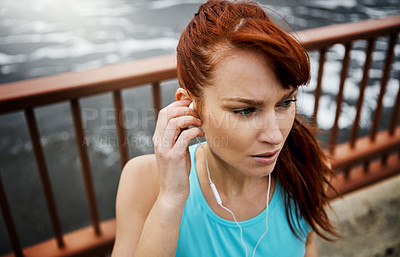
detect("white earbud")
[189,102,194,110]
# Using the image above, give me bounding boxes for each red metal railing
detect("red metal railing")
[0,15,399,257]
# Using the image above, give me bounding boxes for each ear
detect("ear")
[175,88,191,101]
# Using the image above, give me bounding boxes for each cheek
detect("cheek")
[277,108,296,138]
[201,110,247,152]
[201,106,235,132]
[205,126,245,163]
[201,108,227,138]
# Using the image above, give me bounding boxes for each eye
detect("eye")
[233,107,257,116]
[278,99,297,109]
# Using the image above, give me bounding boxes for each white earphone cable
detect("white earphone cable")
[195,137,271,257]
[251,173,271,257]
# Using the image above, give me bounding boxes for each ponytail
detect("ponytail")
[276,115,338,240]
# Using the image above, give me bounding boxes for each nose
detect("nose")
[256,113,284,145]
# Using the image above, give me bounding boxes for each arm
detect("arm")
[111,155,163,257]
[112,155,189,257]
[133,175,187,257]
[304,231,318,257]
[112,100,203,257]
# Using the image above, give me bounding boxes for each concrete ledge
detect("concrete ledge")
[316,174,400,257]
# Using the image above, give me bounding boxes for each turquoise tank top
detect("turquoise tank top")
[175,142,311,257]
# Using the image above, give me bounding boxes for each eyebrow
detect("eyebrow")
[280,88,298,101]
[221,88,298,105]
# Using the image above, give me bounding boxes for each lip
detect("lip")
[250,149,280,165]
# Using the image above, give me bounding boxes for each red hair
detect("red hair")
[177,0,337,240]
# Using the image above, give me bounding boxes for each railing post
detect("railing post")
[24,108,65,249]
[370,34,398,141]
[349,38,376,148]
[113,90,129,169]
[152,82,162,121]
[389,77,400,160]
[311,48,327,129]
[389,76,400,136]
[329,43,352,154]
[70,99,101,236]
[0,173,24,257]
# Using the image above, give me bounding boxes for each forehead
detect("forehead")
[204,49,289,101]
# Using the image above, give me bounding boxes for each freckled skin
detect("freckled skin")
[199,49,297,179]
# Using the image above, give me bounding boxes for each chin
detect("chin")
[244,164,276,178]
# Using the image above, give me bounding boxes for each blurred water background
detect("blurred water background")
[0,0,399,255]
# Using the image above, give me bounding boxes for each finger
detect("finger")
[166,106,200,120]
[170,127,204,158]
[163,116,203,148]
[154,115,201,152]
[157,106,200,138]
[156,100,192,126]
[154,100,192,138]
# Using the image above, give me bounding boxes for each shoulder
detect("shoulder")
[121,154,158,180]
[123,153,158,172]
[118,154,160,202]
[113,154,159,255]
[116,154,160,224]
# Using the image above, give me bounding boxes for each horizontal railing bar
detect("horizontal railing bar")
[0,174,24,257]
[300,15,400,50]
[70,99,101,236]
[331,127,400,170]
[1,219,116,257]
[327,153,400,199]
[0,55,177,114]
[1,16,399,115]
[24,108,65,249]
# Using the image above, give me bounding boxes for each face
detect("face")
[199,49,297,177]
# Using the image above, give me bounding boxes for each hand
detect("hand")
[152,100,204,203]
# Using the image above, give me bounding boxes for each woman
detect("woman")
[112,1,337,256]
